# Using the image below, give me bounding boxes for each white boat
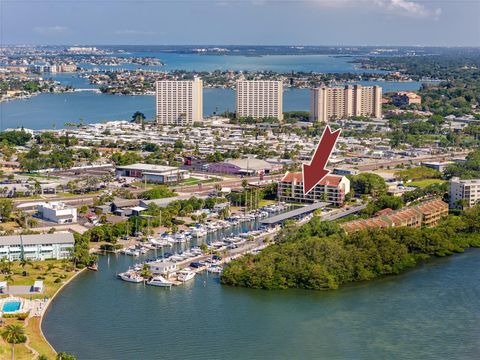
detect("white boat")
[123,248,140,256]
[207,265,223,274]
[147,275,173,288]
[119,271,144,283]
[191,227,207,237]
[177,269,196,282]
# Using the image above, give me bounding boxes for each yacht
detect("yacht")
[147,275,173,288]
[123,248,140,256]
[191,226,208,237]
[119,271,144,283]
[207,265,223,274]
[177,269,196,282]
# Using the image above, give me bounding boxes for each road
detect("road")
[355,151,469,171]
[13,174,283,210]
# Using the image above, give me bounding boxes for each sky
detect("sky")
[1,0,479,46]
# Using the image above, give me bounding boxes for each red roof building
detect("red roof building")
[278,172,350,206]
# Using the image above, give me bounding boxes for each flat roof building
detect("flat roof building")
[310,85,382,123]
[38,202,77,224]
[236,80,283,121]
[116,163,189,184]
[449,177,480,209]
[207,158,282,176]
[156,78,203,126]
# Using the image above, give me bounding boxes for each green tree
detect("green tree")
[0,199,13,222]
[1,324,27,360]
[56,353,76,360]
[350,173,387,196]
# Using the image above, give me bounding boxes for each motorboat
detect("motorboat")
[147,275,173,288]
[207,265,223,274]
[177,269,196,282]
[119,271,144,283]
[123,248,140,256]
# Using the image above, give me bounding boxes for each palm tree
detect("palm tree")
[20,258,32,270]
[0,258,12,274]
[1,324,27,360]
[56,352,76,360]
[131,111,146,130]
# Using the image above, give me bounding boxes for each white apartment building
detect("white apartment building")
[236,80,283,121]
[310,85,382,122]
[156,78,203,125]
[38,202,77,224]
[449,177,480,209]
[0,233,75,261]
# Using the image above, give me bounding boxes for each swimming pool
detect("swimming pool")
[2,301,21,313]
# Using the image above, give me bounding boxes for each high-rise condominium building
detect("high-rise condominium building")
[310,85,382,122]
[449,177,480,209]
[236,80,283,121]
[156,78,203,125]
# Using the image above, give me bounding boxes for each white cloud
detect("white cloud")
[314,0,441,19]
[33,25,69,34]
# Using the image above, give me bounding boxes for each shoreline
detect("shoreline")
[38,267,88,355]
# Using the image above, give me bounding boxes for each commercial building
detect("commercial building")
[236,80,283,121]
[0,233,75,261]
[155,78,203,125]
[207,158,282,176]
[116,163,189,184]
[341,198,448,232]
[37,202,78,224]
[449,177,480,209]
[310,85,382,122]
[277,172,350,206]
[392,92,422,106]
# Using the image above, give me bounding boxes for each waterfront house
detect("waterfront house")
[149,261,177,275]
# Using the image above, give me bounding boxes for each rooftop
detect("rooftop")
[261,202,330,225]
[280,172,344,187]
[0,233,75,246]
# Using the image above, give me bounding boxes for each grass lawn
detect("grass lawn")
[409,179,447,188]
[0,260,80,358]
[176,177,221,187]
[259,199,276,207]
[20,173,60,180]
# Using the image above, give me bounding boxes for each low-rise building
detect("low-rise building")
[116,163,189,184]
[449,177,480,209]
[0,233,75,261]
[277,172,350,206]
[392,92,422,106]
[341,198,448,232]
[38,202,77,224]
[207,158,282,176]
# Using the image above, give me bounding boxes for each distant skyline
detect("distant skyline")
[1,0,479,47]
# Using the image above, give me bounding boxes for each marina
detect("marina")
[115,205,288,286]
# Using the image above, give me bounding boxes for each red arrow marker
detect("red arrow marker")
[302,125,342,195]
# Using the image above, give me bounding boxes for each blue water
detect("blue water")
[79,53,377,73]
[2,301,21,313]
[43,249,480,360]
[0,82,420,130]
